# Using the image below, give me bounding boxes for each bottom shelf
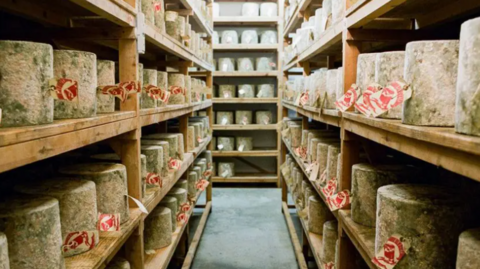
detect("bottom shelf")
[212,173,277,183]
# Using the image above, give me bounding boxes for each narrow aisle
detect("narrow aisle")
[191,188,299,269]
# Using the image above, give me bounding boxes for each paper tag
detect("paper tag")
[226,36,232,43]
[223,91,231,98]
[217,144,224,150]
[372,235,411,269]
[203,170,212,178]
[369,81,412,118]
[239,89,245,95]
[197,136,203,143]
[62,231,98,256]
[221,170,229,177]
[319,170,327,184]
[305,162,315,173]
[321,178,337,198]
[335,84,361,112]
[269,62,276,67]
[97,213,120,231]
[221,118,228,125]
[99,81,140,102]
[300,92,309,106]
[179,202,191,212]
[309,162,320,182]
[241,116,249,125]
[176,211,189,224]
[168,158,181,171]
[327,190,351,211]
[0,108,2,125]
[298,207,308,219]
[126,195,148,214]
[146,173,163,188]
[196,179,210,191]
[324,262,334,269]
[145,85,170,103]
[222,63,228,71]
[262,115,270,125]
[294,93,302,106]
[354,84,383,117]
[169,85,185,95]
[238,144,245,152]
[49,78,78,101]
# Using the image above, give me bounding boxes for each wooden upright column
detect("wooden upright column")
[205,71,213,206]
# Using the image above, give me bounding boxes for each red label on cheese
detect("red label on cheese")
[327,190,351,211]
[335,84,361,112]
[62,231,98,254]
[97,213,121,231]
[372,235,410,269]
[49,78,78,101]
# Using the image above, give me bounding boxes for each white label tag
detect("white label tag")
[0,108,2,125]
[221,170,229,177]
[238,144,245,152]
[239,89,245,95]
[223,92,230,98]
[222,63,228,71]
[221,118,228,125]
[217,144,224,150]
[126,195,148,214]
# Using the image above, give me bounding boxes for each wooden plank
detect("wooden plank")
[65,209,143,269]
[214,16,279,26]
[213,71,279,77]
[343,117,480,182]
[140,101,212,126]
[338,210,376,269]
[282,202,309,269]
[213,124,278,130]
[0,0,71,27]
[213,98,278,103]
[282,102,342,127]
[213,44,279,51]
[342,30,361,106]
[178,0,213,36]
[283,0,312,37]
[212,150,278,157]
[346,0,369,16]
[346,0,407,28]
[181,202,212,269]
[69,0,137,27]
[212,174,278,183]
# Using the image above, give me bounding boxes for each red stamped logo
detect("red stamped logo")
[119,81,141,93]
[300,92,309,106]
[49,78,78,101]
[146,172,163,188]
[180,202,191,212]
[97,213,121,231]
[145,85,170,103]
[372,235,411,269]
[154,2,162,12]
[203,170,212,178]
[197,136,203,143]
[335,84,361,112]
[354,83,383,117]
[62,231,98,255]
[168,158,181,171]
[327,190,351,211]
[176,211,189,224]
[321,178,337,198]
[369,81,412,118]
[169,85,185,95]
[196,179,209,191]
[324,262,334,269]
[269,62,276,67]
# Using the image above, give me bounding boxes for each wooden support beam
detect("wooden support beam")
[282,202,308,269]
[346,28,459,43]
[181,202,212,269]
[124,222,144,269]
[343,29,361,111]
[337,223,357,269]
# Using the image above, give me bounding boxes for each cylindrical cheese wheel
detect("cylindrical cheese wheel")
[332,0,344,22]
[141,145,163,176]
[187,126,196,151]
[59,163,129,223]
[143,133,178,159]
[141,0,154,24]
[176,16,186,42]
[189,122,202,146]
[184,75,191,104]
[144,206,172,249]
[403,40,459,126]
[374,51,405,119]
[219,85,235,98]
[256,57,275,71]
[257,84,275,98]
[167,73,185,104]
[106,257,131,269]
[325,69,338,109]
[326,145,340,182]
[260,3,277,17]
[456,228,480,269]
[0,195,64,269]
[309,138,320,162]
[221,31,238,44]
[356,53,377,94]
[314,8,323,39]
[167,188,187,208]
[301,130,309,148]
[192,166,202,182]
[217,137,234,151]
[335,153,342,184]
[321,0,332,31]
[376,184,466,269]
[218,58,235,71]
[351,164,417,227]
[175,179,188,190]
[238,84,255,97]
[321,220,338,263]
[456,18,480,136]
[237,57,255,71]
[14,179,97,241]
[0,41,53,127]
[218,162,235,177]
[242,3,259,16]
[0,233,8,269]
[200,151,212,169]
[236,137,253,151]
[53,50,97,119]
[216,111,233,125]
[153,0,165,33]
[256,111,273,124]
[260,30,277,44]
[96,60,115,113]
[336,67,344,110]
[166,11,180,41]
[159,197,178,231]
[156,71,168,107]
[235,110,253,124]
[307,196,334,234]
[141,69,157,109]
[142,140,169,177]
[289,125,302,147]
[175,133,184,161]
[317,142,339,182]
[241,30,258,44]
[187,172,198,198]
[304,186,316,209]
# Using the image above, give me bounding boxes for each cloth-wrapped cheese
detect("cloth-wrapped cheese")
[216,111,234,125]
[144,206,172,249]
[159,197,178,232]
[237,58,255,71]
[217,137,235,151]
[166,11,180,41]
[255,110,273,124]
[157,71,168,107]
[219,85,235,98]
[167,73,185,104]
[213,31,220,44]
[236,137,253,151]
[218,58,235,71]
[141,69,157,109]
[221,31,238,44]
[242,3,259,16]
[260,3,277,17]
[256,57,275,71]
[153,0,165,33]
[332,0,344,23]
[260,30,277,44]
[235,110,253,125]
[241,30,258,44]
[238,84,255,97]
[218,162,235,177]
[325,69,338,109]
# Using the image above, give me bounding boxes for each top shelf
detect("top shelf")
[283,0,312,37]
[179,0,214,36]
[214,16,279,26]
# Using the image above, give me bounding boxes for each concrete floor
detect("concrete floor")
[188,188,300,269]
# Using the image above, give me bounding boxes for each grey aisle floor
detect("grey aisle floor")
[188,188,300,269]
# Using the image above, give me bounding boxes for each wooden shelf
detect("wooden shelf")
[283,0,311,37]
[144,187,208,269]
[65,208,143,269]
[212,173,277,183]
[140,100,212,127]
[144,23,213,71]
[213,44,279,51]
[179,0,213,36]
[212,150,278,157]
[213,124,278,130]
[338,210,376,269]
[0,111,137,173]
[342,112,480,182]
[283,19,344,71]
[214,16,279,26]
[213,98,278,103]
[213,71,279,77]
[282,102,342,127]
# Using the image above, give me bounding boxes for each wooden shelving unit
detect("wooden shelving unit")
[212,150,278,157]
[212,98,278,103]
[213,71,279,77]
[213,124,278,130]
[214,16,279,26]
[212,173,278,183]
[213,44,279,51]
[0,0,215,268]
[280,0,480,268]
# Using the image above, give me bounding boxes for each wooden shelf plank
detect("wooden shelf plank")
[283,0,312,37]
[283,19,344,71]
[65,208,143,269]
[213,71,279,77]
[178,0,213,36]
[69,0,136,27]
[181,201,212,269]
[212,124,278,130]
[144,187,207,269]
[213,44,279,51]
[343,112,480,182]
[338,210,377,269]
[212,173,277,183]
[144,23,214,71]
[213,98,278,104]
[212,150,278,157]
[214,16,279,26]
[282,202,308,269]
[282,101,342,127]
[140,100,212,126]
